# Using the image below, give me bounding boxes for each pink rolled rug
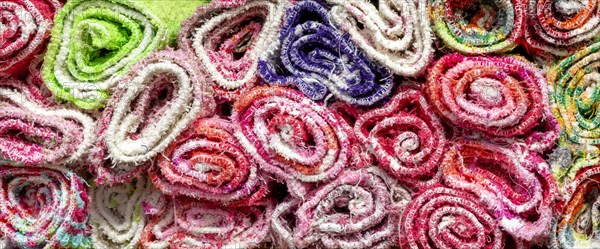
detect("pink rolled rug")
[0,0,61,77]
[90,49,215,185]
[150,117,270,207]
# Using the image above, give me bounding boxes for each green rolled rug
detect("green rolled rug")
[43,0,210,110]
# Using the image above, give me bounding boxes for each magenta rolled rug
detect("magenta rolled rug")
[426,54,559,153]
[399,185,526,249]
[355,87,447,189]
[0,0,61,77]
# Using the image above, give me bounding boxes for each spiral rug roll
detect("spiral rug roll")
[441,139,559,241]
[354,87,446,188]
[551,165,600,248]
[271,167,411,249]
[0,79,94,166]
[179,0,289,103]
[0,166,92,249]
[0,0,61,77]
[150,117,269,206]
[548,41,600,159]
[426,54,559,153]
[42,0,209,110]
[325,0,434,76]
[399,185,526,249]
[90,49,215,185]
[140,198,274,249]
[258,0,393,107]
[90,177,164,249]
[232,86,351,197]
[524,0,600,56]
[428,0,524,54]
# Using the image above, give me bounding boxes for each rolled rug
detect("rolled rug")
[548,42,600,157]
[399,185,525,249]
[90,177,164,249]
[524,0,600,57]
[140,198,274,249]
[258,0,394,107]
[426,54,559,153]
[150,117,270,207]
[0,79,95,166]
[179,0,289,103]
[428,0,525,54]
[326,0,433,76]
[0,0,61,77]
[552,165,600,248]
[90,49,215,185]
[441,139,559,242]
[354,87,447,188]
[0,166,92,249]
[42,0,209,110]
[271,167,411,248]
[232,86,351,197]
[25,55,59,107]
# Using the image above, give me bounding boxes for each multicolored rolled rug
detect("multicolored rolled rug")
[441,139,558,242]
[551,165,600,248]
[399,185,526,249]
[428,0,524,54]
[179,0,289,103]
[549,41,600,160]
[258,0,394,106]
[524,0,600,56]
[90,49,215,185]
[150,117,270,207]
[90,177,164,249]
[271,167,411,249]
[0,0,61,77]
[232,86,352,197]
[426,54,559,153]
[140,198,274,249]
[42,0,209,110]
[0,79,95,166]
[0,165,92,249]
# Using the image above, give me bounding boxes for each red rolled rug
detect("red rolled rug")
[90,49,215,185]
[140,198,274,249]
[524,0,600,56]
[0,0,60,77]
[231,86,352,197]
[0,78,95,166]
[441,139,558,242]
[399,185,526,249]
[150,117,270,207]
[355,87,447,189]
[426,54,560,153]
[271,167,412,248]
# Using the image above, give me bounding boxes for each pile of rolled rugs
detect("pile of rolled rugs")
[2,0,600,248]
